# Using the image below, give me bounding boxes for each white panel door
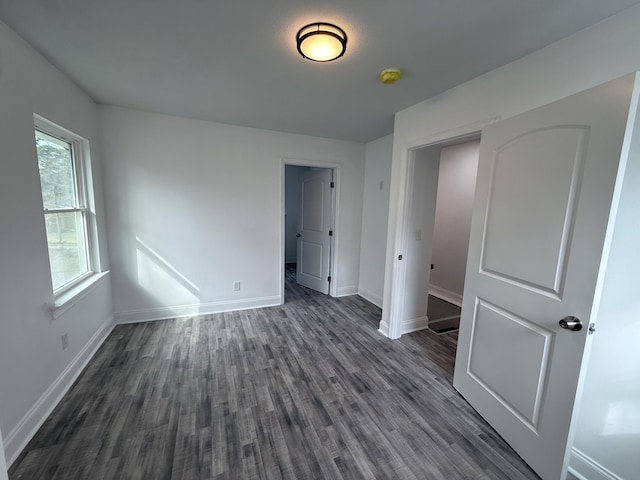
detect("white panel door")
[297,169,333,294]
[453,75,638,480]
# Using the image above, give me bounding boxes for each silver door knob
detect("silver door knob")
[559,316,582,331]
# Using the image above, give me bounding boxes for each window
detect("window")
[34,117,95,294]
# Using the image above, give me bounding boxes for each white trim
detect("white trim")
[378,320,391,338]
[404,122,493,157]
[358,287,383,308]
[34,115,100,294]
[43,207,86,215]
[384,117,498,339]
[336,285,358,297]
[280,162,286,306]
[569,448,623,480]
[115,295,281,324]
[399,315,429,335]
[4,315,115,466]
[386,147,414,339]
[428,284,463,307]
[52,271,110,319]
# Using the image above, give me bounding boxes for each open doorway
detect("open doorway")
[283,162,337,303]
[395,134,480,341]
[427,139,480,335]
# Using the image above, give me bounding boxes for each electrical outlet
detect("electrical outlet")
[233,281,241,291]
[61,333,69,350]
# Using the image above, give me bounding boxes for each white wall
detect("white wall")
[284,165,310,263]
[358,134,393,307]
[0,20,113,465]
[100,106,365,321]
[382,5,640,479]
[430,140,479,304]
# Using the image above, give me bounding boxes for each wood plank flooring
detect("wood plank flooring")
[10,266,541,479]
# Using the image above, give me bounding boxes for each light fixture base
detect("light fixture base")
[380,68,402,85]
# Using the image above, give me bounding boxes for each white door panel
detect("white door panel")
[300,241,323,277]
[454,75,638,480]
[468,299,553,428]
[301,179,325,232]
[297,169,333,294]
[481,126,589,296]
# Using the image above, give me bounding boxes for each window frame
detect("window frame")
[34,115,98,298]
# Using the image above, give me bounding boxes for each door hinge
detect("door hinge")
[330,181,335,188]
[328,276,332,283]
[588,323,596,335]
[329,230,333,236]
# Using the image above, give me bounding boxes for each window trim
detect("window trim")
[34,114,101,298]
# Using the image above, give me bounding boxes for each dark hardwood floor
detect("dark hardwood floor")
[9,266,541,479]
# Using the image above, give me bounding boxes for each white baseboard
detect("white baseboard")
[4,315,115,466]
[378,318,428,338]
[569,447,623,480]
[336,285,358,297]
[429,284,463,307]
[378,320,390,338]
[357,287,383,308]
[115,296,281,324]
[400,316,429,335]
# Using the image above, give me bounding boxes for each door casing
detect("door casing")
[280,158,340,303]
[380,119,498,339]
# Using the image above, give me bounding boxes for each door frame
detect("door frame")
[381,118,499,339]
[280,158,341,303]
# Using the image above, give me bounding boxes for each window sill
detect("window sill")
[53,271,110,320]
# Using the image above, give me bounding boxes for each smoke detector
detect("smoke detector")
[380,68,402,85]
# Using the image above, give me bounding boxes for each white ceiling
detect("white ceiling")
[1,0,639,142]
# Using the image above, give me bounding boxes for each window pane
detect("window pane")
[35,130,77,209]
[44,212,89,289]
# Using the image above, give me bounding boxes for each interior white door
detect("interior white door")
[296,168,333,294]
[453,75,638,480]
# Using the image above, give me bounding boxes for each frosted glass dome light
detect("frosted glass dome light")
[296,23,347,62]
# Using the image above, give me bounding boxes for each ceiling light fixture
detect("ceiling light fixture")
[296,22,347,62]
